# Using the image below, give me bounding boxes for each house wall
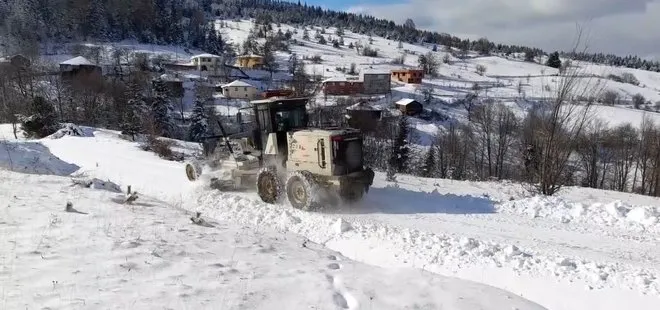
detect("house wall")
[193,57,222,71]
[223,86,259,99]
[235,57,264,69]
[60,65,102,80]
[391,70,423,84]
[397,101,423,115]
[346,110,382,132]
[362,73,391,94]
[323,81,364,95]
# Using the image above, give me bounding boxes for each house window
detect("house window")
[244,87,247,91]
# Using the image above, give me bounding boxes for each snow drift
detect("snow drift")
[498,196,660,233]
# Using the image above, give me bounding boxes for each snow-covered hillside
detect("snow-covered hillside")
[35,19,660,139]
[214,20,660,129]
[2,127,659,310]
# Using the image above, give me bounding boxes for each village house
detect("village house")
[235,54,264,69]
[391,69,424,84]
[395,98,423,116]
[158,74,185,98]
[59,56,102,80]
[345,101,383,133]
[362,70,391,95]
[322,76,364,96]
[262,89,293,99]
[191,53,223,71]
[221,80,259,99]
[0,54,31,70]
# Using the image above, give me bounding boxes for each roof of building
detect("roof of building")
[361,69,391,75]
[60,56,94,66]
[346,102,382,111]
[395,98,420,106]
[191,53,222,59]
[222,80,255,88]
[159,73,182,82]
[322,76,363,83]
[391,68,424,72]
[237,54,263,58]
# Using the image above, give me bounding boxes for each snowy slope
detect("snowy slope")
[1,170,548,310]
[4,128,659,310]
[38,19,660,135]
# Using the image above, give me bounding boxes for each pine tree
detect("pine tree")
[546,51,562,69]
[421,145,436,177]
[391,116,411,173]
[188,99,208,142]
[86,0,108,40]
[303,28,310,40]
[150,78,174,137]
[121,82,146,141]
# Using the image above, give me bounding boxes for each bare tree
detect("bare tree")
[526,26,606,195]
[609,123,638,191]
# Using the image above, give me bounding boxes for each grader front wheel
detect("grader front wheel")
[256,167,282,204]
[286,171,320,211]
[185,162,202,181]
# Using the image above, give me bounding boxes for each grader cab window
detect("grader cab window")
[275,107,306,132]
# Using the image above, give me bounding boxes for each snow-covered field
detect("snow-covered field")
[2,128,660,309]
[1,132,550,310]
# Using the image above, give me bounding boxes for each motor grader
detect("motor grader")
[185,97,374,210]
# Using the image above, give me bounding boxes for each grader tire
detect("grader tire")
[185,161,202,181]
[256,167,282,204]
[286,171,320,211]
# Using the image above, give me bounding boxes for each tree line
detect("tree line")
[1,0,658,73]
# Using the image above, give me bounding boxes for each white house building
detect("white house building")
[221,80,259,99]
[191,53,223,71]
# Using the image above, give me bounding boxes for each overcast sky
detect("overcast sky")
[315,0,660,60]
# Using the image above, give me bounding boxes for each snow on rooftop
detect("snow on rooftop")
[191,53,221,59]
[60,56,94,66]
[222,80,255,88]
[396,98,418,106]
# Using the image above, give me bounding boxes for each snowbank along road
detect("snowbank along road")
[1,127,660,310]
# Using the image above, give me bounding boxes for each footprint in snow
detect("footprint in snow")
[327,263,341,270]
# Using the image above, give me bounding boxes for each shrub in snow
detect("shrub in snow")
[140,136,184,161]
[19,96,59,138]
[72,177,122,193]
[632,93,646,109]
[621,72,640,86]
[49,123,91,139]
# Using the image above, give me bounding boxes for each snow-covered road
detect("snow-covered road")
[4,128,658,310]
[2,172,546,310]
